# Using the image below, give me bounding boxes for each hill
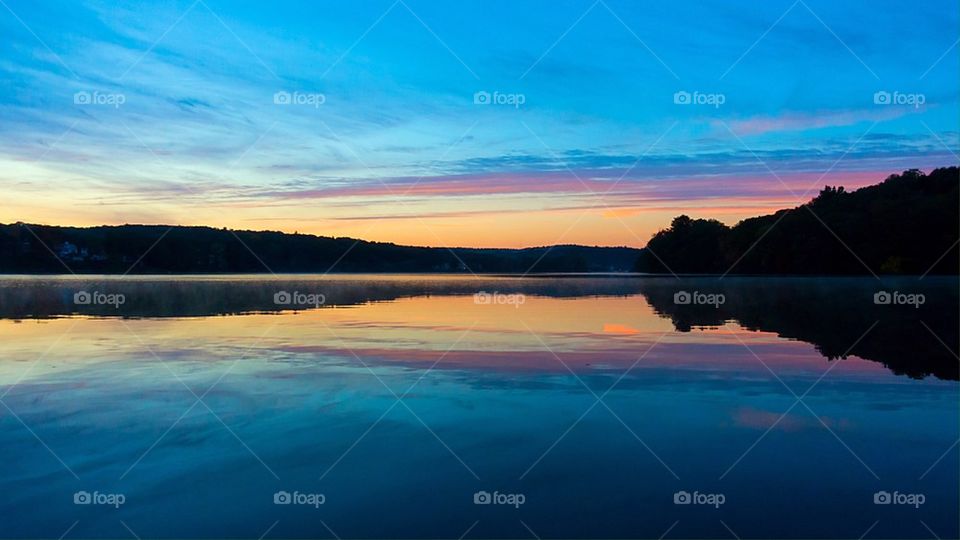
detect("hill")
[0,223,641,274]
[636,167,959,275]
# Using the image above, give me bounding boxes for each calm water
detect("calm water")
[0,275,957,539]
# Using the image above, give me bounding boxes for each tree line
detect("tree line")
[636,167,959,275]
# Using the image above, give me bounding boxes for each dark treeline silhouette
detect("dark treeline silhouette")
[4,167,957,275]
[636,167,959,274]
[0,224,640,274]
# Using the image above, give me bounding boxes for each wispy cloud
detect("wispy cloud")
[0,0,956,246]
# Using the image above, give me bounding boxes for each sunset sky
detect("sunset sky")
[1,0,957,247]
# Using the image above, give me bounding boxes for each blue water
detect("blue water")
[0,276,956,539]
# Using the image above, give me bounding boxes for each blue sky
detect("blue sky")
[1,0,957,246]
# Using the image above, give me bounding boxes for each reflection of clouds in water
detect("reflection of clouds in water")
[733,407,852,432]
[0,285,956,538]
[2,276,958,383]
[603,323,641,335]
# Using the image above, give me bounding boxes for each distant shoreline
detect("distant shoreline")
[3,167,957,276]
[0,223,642,274]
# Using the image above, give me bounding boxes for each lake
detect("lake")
[0,275,957,539]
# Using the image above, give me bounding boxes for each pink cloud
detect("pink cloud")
[721,106,920,136]
[254,169,893,206]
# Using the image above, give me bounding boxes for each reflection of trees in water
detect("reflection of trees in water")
[0,277,647,319]
[639,277,959,381]
[0,276,956,380]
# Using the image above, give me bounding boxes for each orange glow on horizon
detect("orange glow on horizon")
[0,169,893,249]
[0,199,804,249]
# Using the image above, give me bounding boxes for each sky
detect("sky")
[1,0,957,248]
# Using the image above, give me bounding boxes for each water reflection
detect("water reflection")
[1,275,955,380]
[0,276,957,539]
